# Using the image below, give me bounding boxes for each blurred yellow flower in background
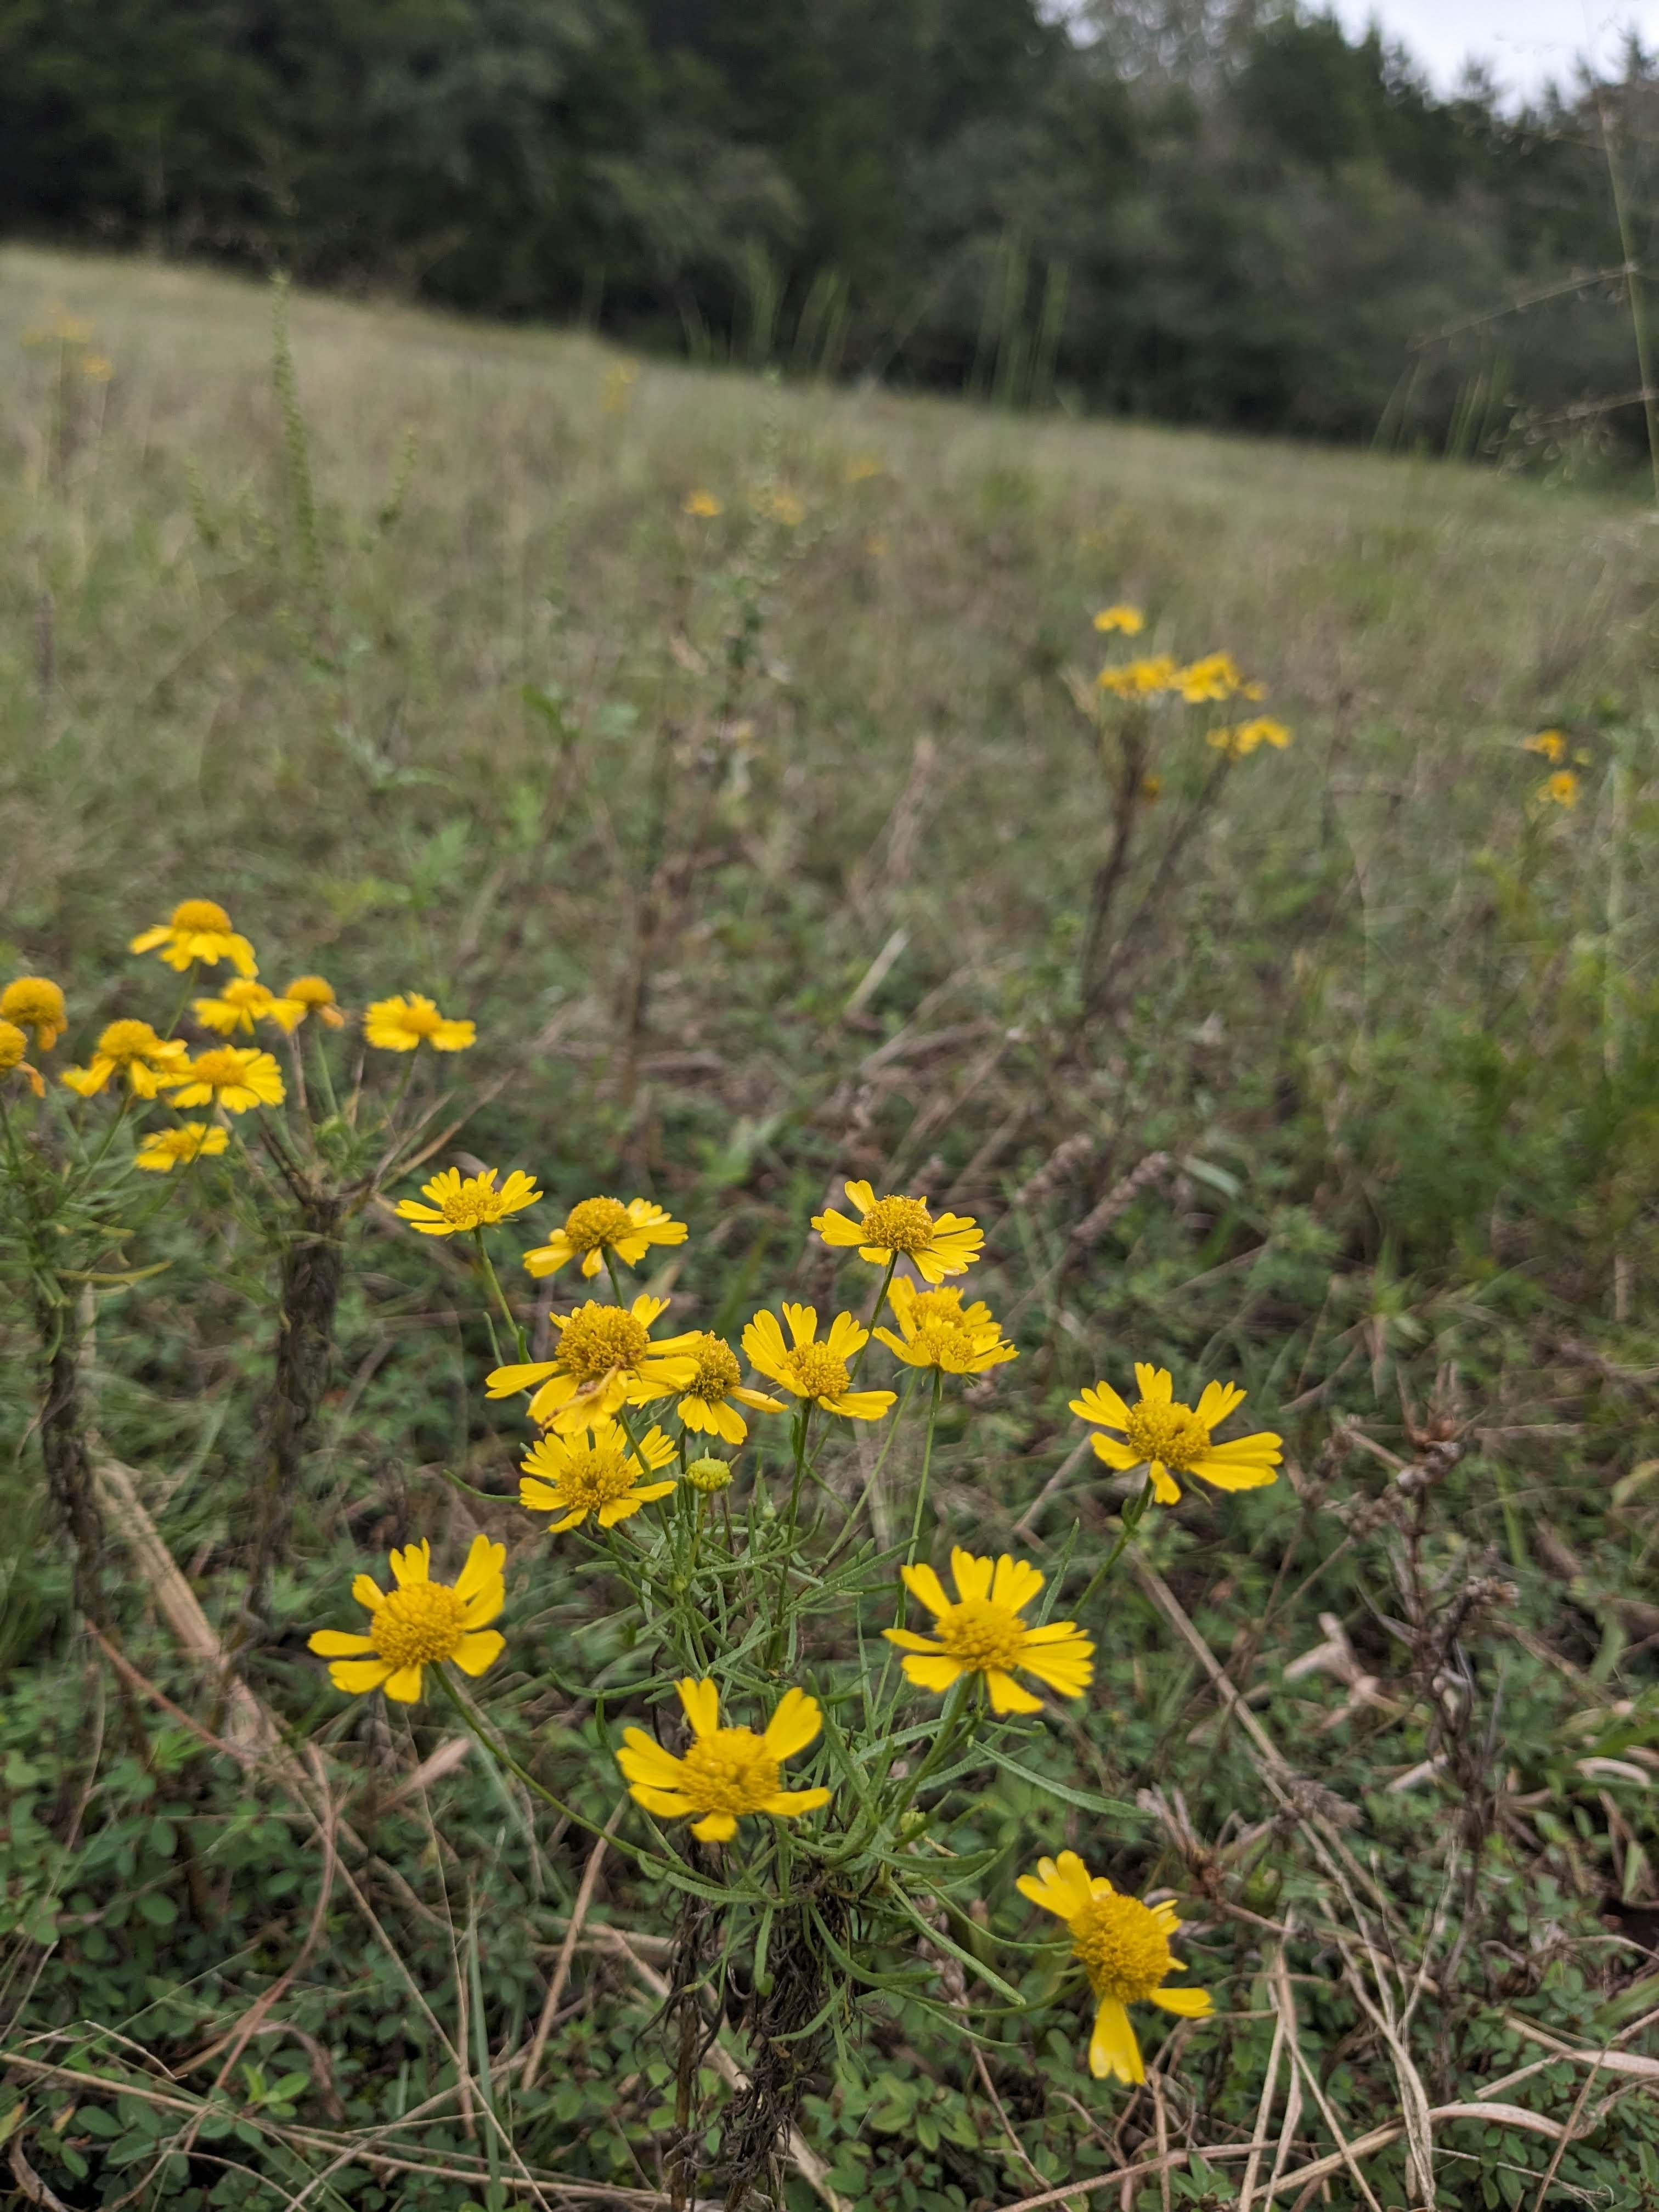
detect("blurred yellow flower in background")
[1093,605,1144,634]
[1097,656,1177,698]
[168,1046,285,1113]
[62,1020,188,1098]
[1540,770,1579,808]
[0,978,67,1051]
[283,976,346,1027]
[194,979,307,1036]
[364,992,475,1051]
[131,898,257,977]
[0,1022,46,1096]
[684,489,723,517]
[135,1123,229,1172]
[1523,729,1566,763]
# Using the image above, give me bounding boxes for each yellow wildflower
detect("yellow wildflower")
[617,1678,831,1842]
[134,1123,230,1172]
[130,898,257,978]
[1093,605,1144,635]
[768,488,805,526]
[61,1019,189,1098]
[1018,1853,1212,2083]
[284,975,347,1028]
[1073,1364,1280,1505]
[873,1280,1017,1377]
[1175,651,1246,703]
[1139,774,1163,803]
[674,1332,786,1444]
[82,354,114,382]
[684,489,723,517]
[1523,730,1566,763]
[363,992,475,1052]
[193,978,307,1036]
[519,1419,678,1531]
[523,1195,687,1282]
[1206,718,1291,761]
[685,1455,733,1493]
[845,456,883,483]
[1,978,66,1052]
[1540,770,1579,808]
[168,1046,285,1113]
[0,1022,45,1097]
[308,1535,505,1703]
[1096,656,1178,699]
[487,1294,701,1432]
[812,1179,982,1284]
[396,1166,543,1237]
[885,1548,1093,1715]
[741,1305,896,1421]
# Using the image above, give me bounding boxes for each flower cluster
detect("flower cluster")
[291,1143,1283,2088]
[8,898,477,1180]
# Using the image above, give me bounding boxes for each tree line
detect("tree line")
[3,0,1654,464]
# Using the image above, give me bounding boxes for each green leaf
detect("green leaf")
[980,1745,1139,1818]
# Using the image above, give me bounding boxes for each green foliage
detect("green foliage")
[2,0,1656,456]
[4,252,1659,2208]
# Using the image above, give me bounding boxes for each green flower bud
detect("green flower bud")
[685,1455,733,1494]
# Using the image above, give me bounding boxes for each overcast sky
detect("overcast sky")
[1330,0,1650,99]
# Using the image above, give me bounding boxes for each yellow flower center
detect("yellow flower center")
[99,1019,162,1063]
[190,1048,247,1087]
[908,1321,973,1367]
[933,1596,1028,1672]
[679,1729,780,1815]
[286,976,336,1007]
[1,979,65,1028]
[686,1336,741,1402]
[566,1196,634,1252]
[551,1441,640,1509]
[0,1022,28,1070]
[685,1455,733,1493]
[369,1582,468,1668]
[216,979,269,1009]
[172,899,232,932]
[398,999,443,1036]
[557,1304,651,1384]
[1068,1893,1177,2004]
[909,1290,965,1325]
[436,1176,511,1228]
[1124,1399,1212,1474]
[785,1343,851,1399]
[858,1195,936,1252]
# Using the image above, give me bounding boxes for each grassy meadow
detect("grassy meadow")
[5,240,1659,2210]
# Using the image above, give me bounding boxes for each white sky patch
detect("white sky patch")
[1330,0,1654,101]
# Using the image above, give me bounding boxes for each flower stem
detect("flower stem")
[1071,1473,1155,1616]
[472,1229,528,1361]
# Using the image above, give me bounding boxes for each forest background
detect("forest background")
[4,0,1659,465]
